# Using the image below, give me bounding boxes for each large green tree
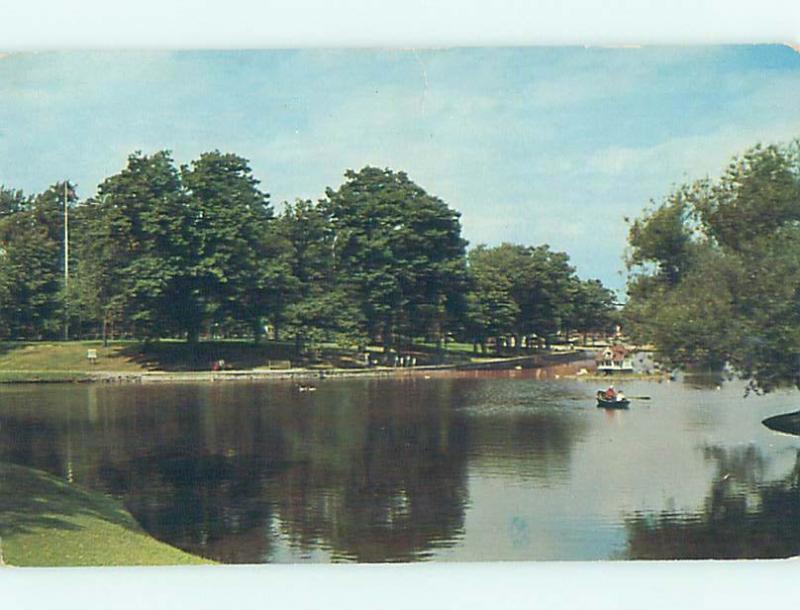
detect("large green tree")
[625,140,800,391]
[71,198,126,343]
[466,243,591,351]
[465,244,521,352]
[518,245,581,345]
[322,167,469,351]
[1,150,620,358]
[82,151,198,341]
[0,210,62,338]
[0,186,27,218]
[569,279,619,345]
[626,187,697,287]
[0,183,77,339]
[182,151,290,342]
[276,199,364,353]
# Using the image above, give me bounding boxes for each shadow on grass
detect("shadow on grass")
[118,340,373,371]
[0,341,33,359]
[118,341,300,371]
[0,462,139,539]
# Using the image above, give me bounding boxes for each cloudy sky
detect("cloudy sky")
[1,46,799,292]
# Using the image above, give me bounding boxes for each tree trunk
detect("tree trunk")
[383,319,394,354]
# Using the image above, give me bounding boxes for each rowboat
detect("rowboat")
[596,390,630,409]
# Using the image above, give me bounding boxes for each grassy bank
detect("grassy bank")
[0,462,212,566]
[0,340,300,378]
[0,340,591,383]
[0,370,91,383]
[0,339,482,379]
[0,341,146,374]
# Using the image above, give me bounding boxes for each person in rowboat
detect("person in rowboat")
[605,385,616,400]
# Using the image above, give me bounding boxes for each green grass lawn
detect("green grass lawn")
[0,341,147,374]
[0,462,212,566]
[0,340,299,374]
[0,370,90,383]
[0,339,540,378]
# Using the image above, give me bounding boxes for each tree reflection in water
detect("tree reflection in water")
[625,444,800,559]
[464,410,586,483]
[262,380,472,562]
[0,377,674,563]
[0,381,474,563]
[453,377,589,483]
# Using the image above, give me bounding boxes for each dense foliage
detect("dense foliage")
[465,244,616,352]
[625,140,800,392]
[0,151,616,353]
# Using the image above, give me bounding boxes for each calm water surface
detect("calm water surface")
[1,370,799,562]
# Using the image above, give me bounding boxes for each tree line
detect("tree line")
[624,139,800,392]
[0,150,617,353]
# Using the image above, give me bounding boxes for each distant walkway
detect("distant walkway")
[86,350,593,384]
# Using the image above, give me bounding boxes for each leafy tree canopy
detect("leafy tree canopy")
[625,139,800,392]
[323,167,469,349]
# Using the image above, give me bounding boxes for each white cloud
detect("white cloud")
[3,47,800,293]
[588,119,800,182]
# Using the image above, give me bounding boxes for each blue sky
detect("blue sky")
[1,46,799,293]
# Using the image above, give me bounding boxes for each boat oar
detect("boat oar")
[566,395,651,401]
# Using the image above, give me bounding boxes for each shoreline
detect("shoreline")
[565,372,672,382]
[0,350,595,385]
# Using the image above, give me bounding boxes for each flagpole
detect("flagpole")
[64,181,69,341]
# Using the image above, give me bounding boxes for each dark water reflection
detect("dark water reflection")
[0,372,798,562]
[624,445,800,559]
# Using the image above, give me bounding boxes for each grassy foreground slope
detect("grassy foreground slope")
[0,462,212,566]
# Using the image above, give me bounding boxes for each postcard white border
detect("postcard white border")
[2,1,800,609]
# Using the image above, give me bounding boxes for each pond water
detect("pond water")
[1,369,799,562]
